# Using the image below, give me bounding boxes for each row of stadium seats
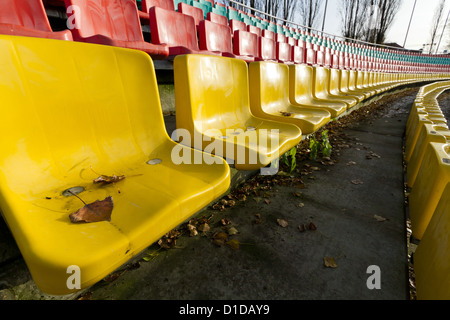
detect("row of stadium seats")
[405,82,450,300]
[1,0,449,73]
[0,33,447,295]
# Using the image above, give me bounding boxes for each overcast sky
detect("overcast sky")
[321,0,450,52]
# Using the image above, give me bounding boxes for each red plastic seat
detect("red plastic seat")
[149,6,220,58]
[198,20,233,56]
[0,0,72,40]
[262,29,275,41]
[64,0,168,59]
[207,11,228,27]
[232,30,258,63]
[247,25,261,37]
[275,33,287,43]
[292,45,306,64]
[178,2,203,29]
[139,0,175,23]
[229,19,246,34]
[276,42,293,64]
[257,36,277,62]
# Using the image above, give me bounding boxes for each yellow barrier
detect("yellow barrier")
[174,55,303,170]
[409,142,450,240]
[0,35,231,294]
[414,183,450,300]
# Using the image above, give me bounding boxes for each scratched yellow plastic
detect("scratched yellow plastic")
[174,55,302,170]
[313,66,357,109]
[414,182,450,300]
[287,64,344,119]
[247,62,331,134]
[409,142,450,239]
[0,35,230,294]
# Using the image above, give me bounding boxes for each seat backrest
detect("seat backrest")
[229,19,246,34]
[258,36,276,61]
[65,0,144,42]
[0,34,167,193]
[247,25,261,37]
[174,54,253,132]
[276,42,292,63]
[313,66,331,98]
[233,30,258,57]
[262,29,275,41]
[292,45,305,64]
[141,0,174,12]
[178,2,204,27]
[149,6,199,50]
[248,61,291,115]
[207,11,228,26]
[329,68,342,95]
[0,0,53,32]
[198,20,232,54]
[288,64,315,104]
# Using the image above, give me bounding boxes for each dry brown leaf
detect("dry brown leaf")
[324,256,338,268]
[277,219,289,228]
[93,174,125,185]
[226,239,240,250]
[351,179,364,185]
[264,199,271,205]
[197,223,210,232]
[308,222,317,230]
[280,111,293,117]
[228,227,239,235]
[69,196,113,223]
[374,214,387,222]
[298,224,306,232]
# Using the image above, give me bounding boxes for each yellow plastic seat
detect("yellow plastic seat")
[0,35,230,295]
[286,64,343,120]
[247,62,331,133]
[174,54,302,170]
[406,123,449,188]
[328,68,359,107]
[313,66,357,109]
[409,142,450,240]
[338,69,366,103]
[348,70,372,99]
[414,183,450,300]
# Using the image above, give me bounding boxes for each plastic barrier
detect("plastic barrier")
[174,54,303,170]
[0,35,230,294]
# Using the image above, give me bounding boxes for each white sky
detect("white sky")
[321,0,450,52]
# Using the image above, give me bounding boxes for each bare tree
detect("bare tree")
[298,0,324,31]
[339,0,370,40]
[429,0,446,53]
[372,0,402,44]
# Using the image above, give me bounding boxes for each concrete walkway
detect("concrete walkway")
[0,86,423,301]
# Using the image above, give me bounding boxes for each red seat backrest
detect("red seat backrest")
[178,2,203,28]
[247,25,261,37]
[65,0,144,42]
[198,20,232,54]
[258,36,276,61]
[262,29,275,41]
[207,11,228,26]
[233,30,258,57]
[229,19,246,34]
[292,45,305,64]
[149,6,199,50]
[275,33,286,43]
[276,42,292,63]
[0,0,53,32]
[141,0,175,12]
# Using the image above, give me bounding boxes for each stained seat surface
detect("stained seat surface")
[0,35,230,295]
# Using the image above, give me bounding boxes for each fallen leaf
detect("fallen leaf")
[346,161,357,166]
[197,223,210,233]
[227,227,239,235]
[293,192,302,198]
[351,179,364,185]
[221,218,231,225]
[374,214,387,222]
[298,224,306,232]
[69,196,113,223]
[280,111,293,117]
[226,239,240,250]
[297,202,305,208]
[324,256,338,268]
[277,219,289,228]
[93,174,125,185]
[264,199,271,205]
[308,222,317,230]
